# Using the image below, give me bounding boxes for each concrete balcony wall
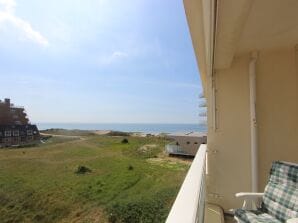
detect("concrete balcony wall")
[184,0,298,214]
[206,48,298,211]
[206,54,252,210]
[257,48,298,189]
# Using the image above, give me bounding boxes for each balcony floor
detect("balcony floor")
[204,203,237,223]
[224,216,237,223]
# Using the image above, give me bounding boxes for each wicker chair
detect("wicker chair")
[235,161,298,223]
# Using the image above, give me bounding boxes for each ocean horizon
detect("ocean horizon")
[37,123,207,134]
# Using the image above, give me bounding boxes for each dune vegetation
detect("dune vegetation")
[0,133,190,223]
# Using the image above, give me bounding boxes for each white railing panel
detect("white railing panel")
[165,144,193,156]
[166,144,207,223]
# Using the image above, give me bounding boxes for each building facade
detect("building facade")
[167,1,298,223]
[183,0,298,211]
[0,98,40,147]
[166,132,207,156]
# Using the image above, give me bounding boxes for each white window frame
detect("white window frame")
[4,131,11,137]
[13,130,19,136]
[27,136,34,141]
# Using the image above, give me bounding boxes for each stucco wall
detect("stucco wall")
[207,55,251,210]
[207,48,298,211]
[257,48,298,190]
[169,135,207,155]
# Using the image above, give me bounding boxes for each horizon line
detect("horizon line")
[35,122,207,125]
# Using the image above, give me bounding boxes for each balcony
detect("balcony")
[166,144,225,223]
[165,144,194,156]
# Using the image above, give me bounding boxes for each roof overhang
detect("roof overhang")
[184,0,298,88]
[183,0,216,89]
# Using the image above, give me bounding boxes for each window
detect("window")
[27,130,33,136]
[194,142,198,144]
[27,136,34,141]
[4,138,11,143]
[0,132,2,137]
[12,137,20,143]
[4,131,11,137]
[186,141,190,145]
[13,130,19,136]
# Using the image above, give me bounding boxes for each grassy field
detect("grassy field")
[0,134,190,223]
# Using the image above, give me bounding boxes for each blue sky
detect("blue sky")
[0,0,203,124]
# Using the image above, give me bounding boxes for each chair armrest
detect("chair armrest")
[287,218,298,223]
[235,192,264,210]
[236,192,264,199]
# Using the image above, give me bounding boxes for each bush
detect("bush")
[121,138,129,144]
[107,131,130,136]
[75,165,92,174]
[106,189,176,223]
[107,199,167,223]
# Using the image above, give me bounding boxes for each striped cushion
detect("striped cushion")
[235,209,281,223]
[235,161,298,223]
[269,161,298,187]
[262,161,298,222]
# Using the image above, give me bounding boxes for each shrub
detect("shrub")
[121,138,129,144]
[107,198,167,223]
[75,165,92,174]
[106,189,177,223]
[107,131,130,136]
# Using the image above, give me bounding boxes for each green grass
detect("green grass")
[0,135,189,223]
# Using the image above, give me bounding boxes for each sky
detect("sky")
[0,0,204,124]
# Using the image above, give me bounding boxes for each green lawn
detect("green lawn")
[0,135,189,223]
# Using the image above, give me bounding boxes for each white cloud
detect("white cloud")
[0,0,48,46]
[99,51,128,65]
[0,0,15,13]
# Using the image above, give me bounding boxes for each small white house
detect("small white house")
[166,132,207,156]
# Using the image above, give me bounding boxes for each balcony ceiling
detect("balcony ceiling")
[214,0,298,69]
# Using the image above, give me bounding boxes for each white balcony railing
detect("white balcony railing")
[166,144,207,223]
[166,144,193,156]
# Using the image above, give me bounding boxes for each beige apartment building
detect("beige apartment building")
[166,1,298,223]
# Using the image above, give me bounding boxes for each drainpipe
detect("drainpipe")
[249,52,258,192]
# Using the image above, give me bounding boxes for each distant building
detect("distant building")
[0,98,40,147]
[165,132,207,156]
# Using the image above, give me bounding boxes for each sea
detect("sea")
[37,123,207,134]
